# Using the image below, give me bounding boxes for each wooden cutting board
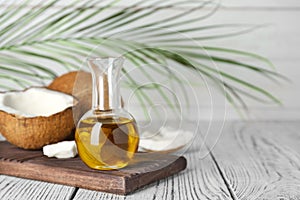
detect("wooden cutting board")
[0,141,186,195]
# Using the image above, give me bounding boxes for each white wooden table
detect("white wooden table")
[1,121,300,200]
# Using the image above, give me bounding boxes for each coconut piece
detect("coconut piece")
[0,133,5,141]
[48,71,93,124]
[138,126,194,152]
[43,141,77,159]
[0,87,77,149]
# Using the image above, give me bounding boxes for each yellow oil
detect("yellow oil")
[75,117,139,170]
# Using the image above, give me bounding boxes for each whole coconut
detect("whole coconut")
[48,71,124,125]
[48,71,93,124]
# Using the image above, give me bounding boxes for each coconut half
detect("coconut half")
[0,87,77,149]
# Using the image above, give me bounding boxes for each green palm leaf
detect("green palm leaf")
[0,0,285,115]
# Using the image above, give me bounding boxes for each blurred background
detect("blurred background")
[202,0,300,120]
[0,0,299,121]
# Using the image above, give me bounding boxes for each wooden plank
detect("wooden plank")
[0,121,233,200]
[0,141,187,195]
[72,123,233,200]
[5,121,300,199]
[207,121,300,199]
[0,175,75,200]
[73,154,232,200]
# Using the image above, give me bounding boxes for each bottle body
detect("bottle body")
[75,57,139,170]
[75,111,139,170]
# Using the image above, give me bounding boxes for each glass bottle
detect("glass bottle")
[75,57,139,170]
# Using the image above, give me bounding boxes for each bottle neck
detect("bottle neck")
[88,57,123,111]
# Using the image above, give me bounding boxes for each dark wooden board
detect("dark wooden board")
[0,141,186,195]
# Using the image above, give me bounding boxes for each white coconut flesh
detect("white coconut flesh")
[0,87,75,117]
[138,126,194,152]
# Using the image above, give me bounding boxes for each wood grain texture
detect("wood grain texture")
[0,121,232,200]
[72,124,232,200]
[0,141,187,195]
[1,121,300,200]
[207,121,300,200]
[73,121,297,200]
[0,175,75,200]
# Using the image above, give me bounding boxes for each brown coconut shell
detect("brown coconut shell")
[48,71,91,96]
[48,70,124,124]
[48,71,93,124]
[0,89,76,150]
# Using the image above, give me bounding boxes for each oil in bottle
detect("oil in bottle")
[75,116,139,170]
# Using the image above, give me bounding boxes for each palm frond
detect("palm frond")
[0,0,285,115]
